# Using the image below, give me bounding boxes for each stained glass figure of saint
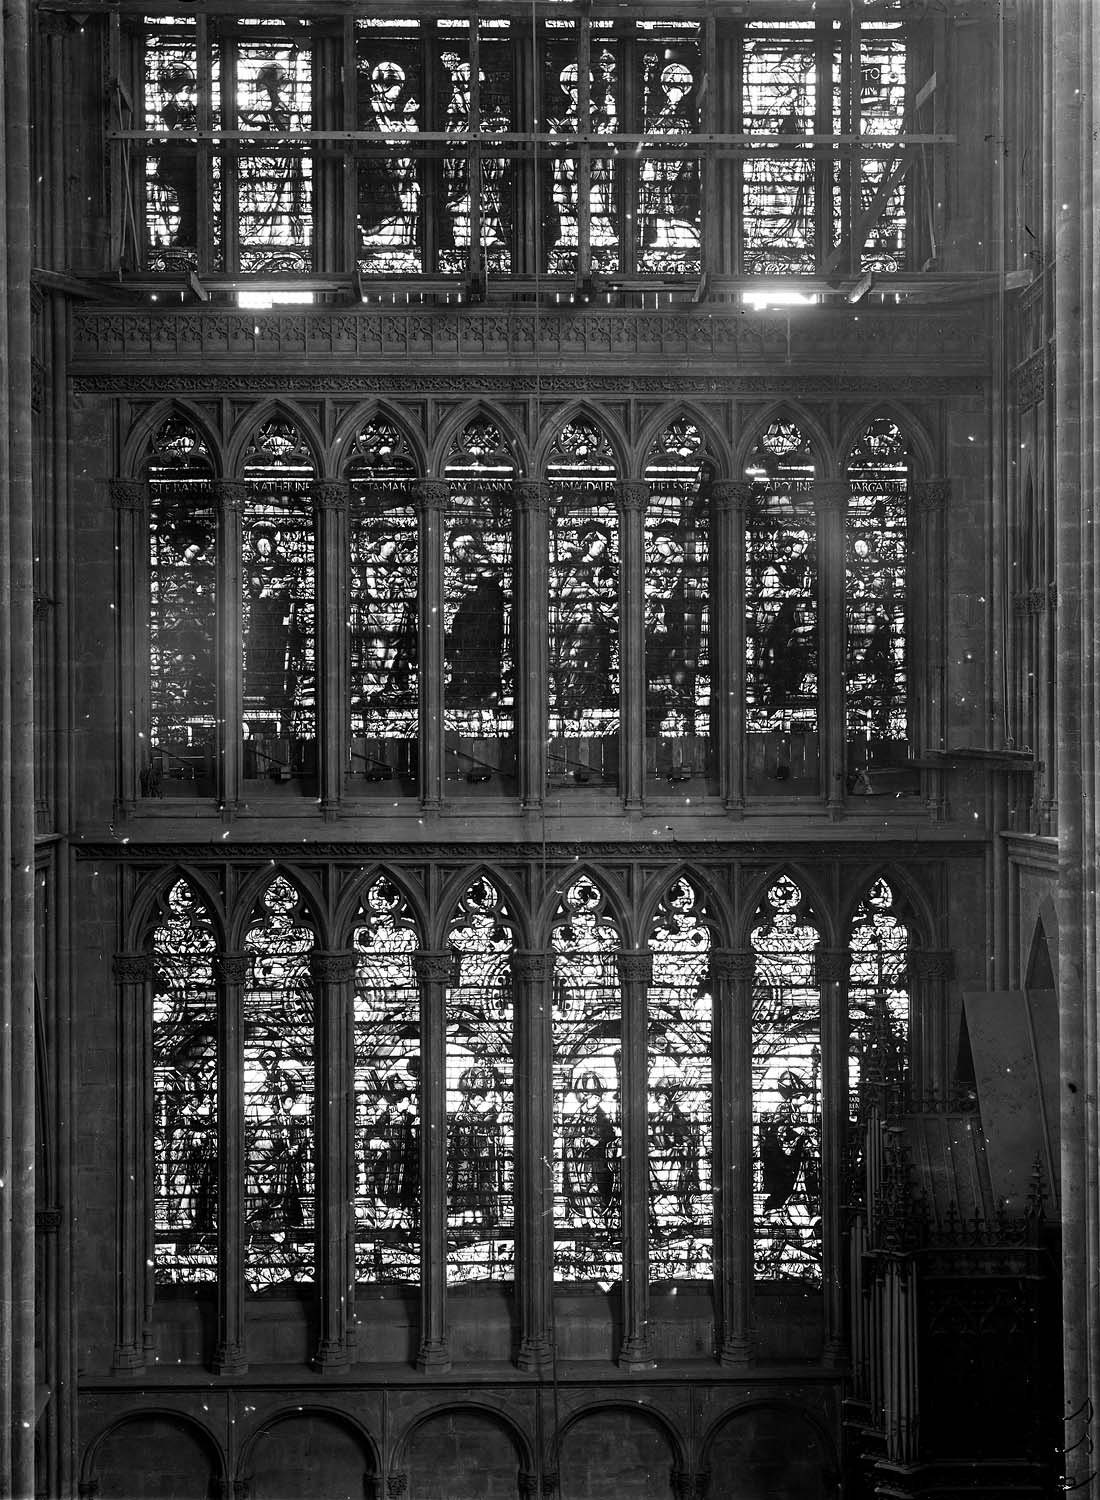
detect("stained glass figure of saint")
[150,61,198,253]
[546,55,618,275]
[554,520,618,713]
[638,58,701,272]
[244,520,307,731]
[358,57,421,271]
[445,525,506,708]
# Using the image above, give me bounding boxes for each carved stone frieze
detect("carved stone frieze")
[814,947,852,984]
[112,953,155,983]
[309,951,357,985]
[617,951,654,985]
[908,948,955,981]
[710,948,756,983]
[109,479,146,513]
[413,949,461,985]
[213,952,254,985]
[912,478,951,513]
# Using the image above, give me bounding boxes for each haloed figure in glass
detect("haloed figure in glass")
[245,520,306,726]
[448,1063,506,1227]
[555,521,618,711]
[645,521,695,734]
[153,62,199,249]
[758,530,815,705]
[359,61,420,261]
[648,1022,701,1215]
[639,59,700,267]
[445,525,506,707]
[563,1070,620,1221]
[362,1062,421,1223]
[248,1045,310,1233]
[358,527,417,705]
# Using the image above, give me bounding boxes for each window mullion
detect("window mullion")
[617,950,655,1370]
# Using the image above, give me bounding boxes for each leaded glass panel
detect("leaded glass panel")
[543,37,620,277]
[436,28,514,276]
[234,42,313,274]
[647,878,712,1284]
[751,876,822,1283]
[348,419,419,790]
[152,879,218,1284]
[143,27,205,272]
[742,25,821,275]
[857,26,908,273]
[444,419,515,789]
[241,418,317,787]
[745,420,819,793]
[644,421,712,784]
[147,416,217,797]
[637,38,702,275]
[446,878,515,1284]
[848,879,909,1123]
[356,24,424,274]
[553,875,623,1286]
[243,876,316,1291]
[353,877,421,1283]
[548,419,620,786]
[846,418,909,761]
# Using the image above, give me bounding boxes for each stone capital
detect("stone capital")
[710,948,756,983]
[214,952,254,986]
[113,953,155,984]
[710,480,753,514]
[413,949,461,985]
[912,477,951,513]
[386,1475,408,1500]
[616,480,650,512]
[309,950,357,985]
[511,950,555,983]
[514,480,551,514]
[415,479,449,512]
[814,946,852,985]
[617,950,653,986]
[213,480,248,514]
[109,479,146,513]
[311,479,349,512]
[810,479,851,513]
[908,948,955,981]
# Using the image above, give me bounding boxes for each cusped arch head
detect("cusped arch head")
[393,1400,535,1476]
[127,865,226,952]
[839,865,934,949]
[551,1397,686,1475]
[739,864,834,949]
[124,401,223,480]
[229,866,327,950]
[839,402,935,481]
[432,402,528,480]
[637,403,733,481]
[700,1398,838,1490]
[735,401,831,481]
[236,1404,379,1493]
[636,864,733,952]
[535,403,629,479]
[1026,899,1059,989]
[80,1408,228,1497]
[334,401,428,479]
[537,865,630,950]
[228,401,324,478]
[336,864,428,949]
[434,864,530,950]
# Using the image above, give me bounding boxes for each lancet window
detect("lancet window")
[116,7,925,287]
[848,878,910,1122]
[151,878,219,1284]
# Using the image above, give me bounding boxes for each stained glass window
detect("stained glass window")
[856,25,909,273]
[543,33,620,277]
[647,878,712,1284]
[147,415,217,797]
[152,879,219,1284]
[547,418,620,787]
[356,22,424,275]
[347,418,419,790]
[751,876,822,1283]
[444,419,515,790]
[446,877,515,1284]
[234,39,313,275]
[848,878,909,1124]
[553,875,623,1286]
[742,23,836,275]
[637,35,703,275]
[846,417,909,763]
[745,419,819,793]
[241,417,317,787]
[353,877,421,1283]
[437,24,515,277]
[143,21,209,273]
[643,420,712,784]
[243,876,316,1291]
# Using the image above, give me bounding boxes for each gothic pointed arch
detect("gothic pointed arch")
[128,865,227,953]
[336,865,427,950]
[839,401,935,481]
[228,403,323,479]
[335,402,427,479]
[734,401,829,479]
[432,401,528,478]
[534,402,629,478]
[127,401,224,480]
[636,402,731,479]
